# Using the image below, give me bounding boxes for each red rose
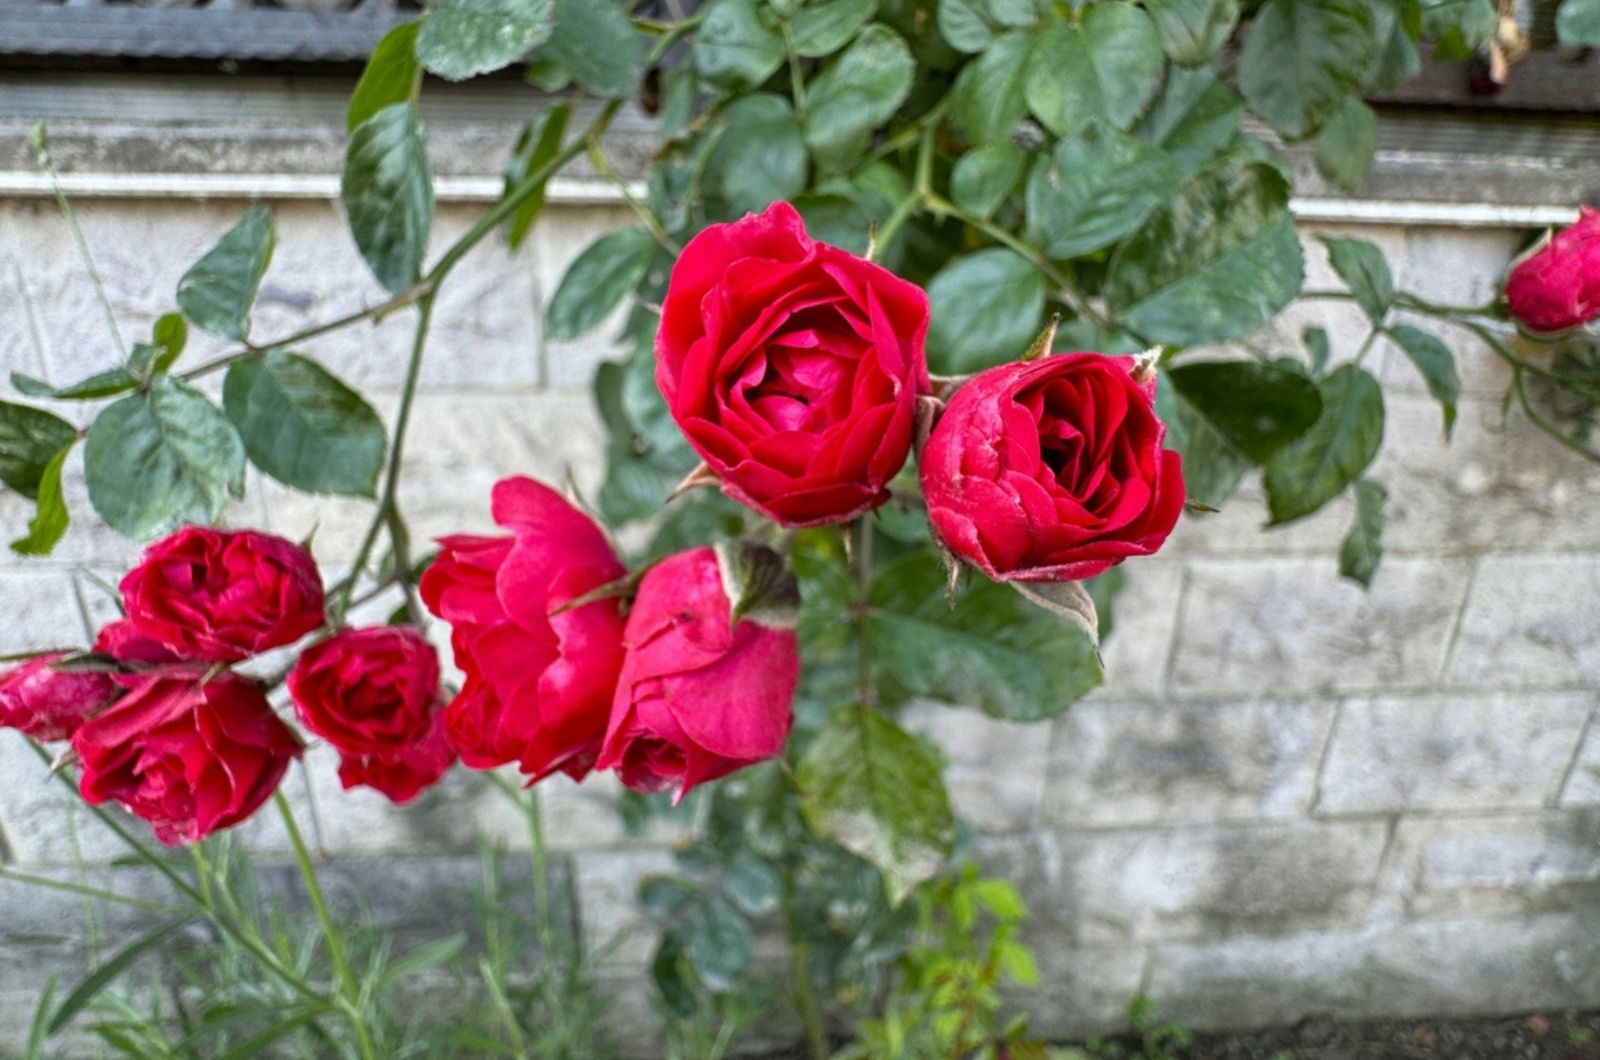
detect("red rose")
[420,476,626,780]
[288,627,442,757]
[920,353,1185,582]
[1507,206,1600,332]
[656,201,931,527]
[119,527,325,662]
[94,619,183,665]
[74,670,301,845]
[597,547,798,800]
[336,715,455,805]
[0,654,119,742]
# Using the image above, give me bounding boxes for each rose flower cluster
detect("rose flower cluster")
[0,200,1190,845]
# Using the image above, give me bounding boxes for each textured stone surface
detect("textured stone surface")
[571,847,678,966]
[1046,700,1334,827]
[1316,692,1593,814]
[1171,558,1472,696]
[1563,714,1600,806]
[0,569,92,650]
[1447,555,1600,691]
[1088,561,1184,699]
[1014,942,1150,1038]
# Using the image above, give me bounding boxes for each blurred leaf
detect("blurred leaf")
[1133,67,1244,175]
[1145,0,1240,65]
[708,94,809,214]
[383,934,466,984]
[792,0,879,57]
[1321,235,1393,324]
[640,876,701,919]
[223,350,386,496]
[342,103,434,294]
[503,104,571,249]
[414,0,555,81]
[1238,0,1377,139]
[1305,326,1332,375]
[1025,121,1179,260]
[10,442,72,556]
[85,377,246,540]
[1314,96,1378,193]
[653,937,699,1018]
[1167,360,1323,463]
[0,401,76,497]
[803,25,915,165]
[347,21,420,131]
[951,31,1033,144]
[695,0,786,89]
[798,706,955,904]
[1388,323,1460,437]
[684,894,753,992]
[548,229,656,341]
[1339,478,1386,587]
[1423,0,1495,59]
[1024,5,1163,134]
[176,206,275,341]
[1263,364,1384,525]
[937,0,1037,52]
[49,918,193,1034]
[724,851,782,916]
[150,312,188,373]
[1558,0,1600,44]
[950,141,1025,220]
[1367,0,1422,90]
[11,369,137,401]
[925,248,1044,374]
[547,0,644,98]
[1106,160,1304,346]
[1156,374,1254,509]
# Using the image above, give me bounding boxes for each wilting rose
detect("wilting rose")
[0,654,118,742]
[74,670,301,845]
[335,715,456,805]
[598,546,798,800]
[655,200,930,527]
[420,476,626,780]
[119,527,325,662]
[920,353,1185,582]
[288,626,442,757]
[1506,206,1600,332]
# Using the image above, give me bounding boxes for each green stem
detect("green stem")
[274,793,376,1060]
[587,136,678,252]
[784,882,828,1060]
[1512,366,1600,464]
[855,519,873,709]
[33,129,125,356]
[0,865,180,914]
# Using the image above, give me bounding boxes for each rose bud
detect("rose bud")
[0,654,119,742]
[598,545,799,801]
[74,670,301,845]
[288,626,443,758]
[335,715,456,805]
[1506,206,1600,333]
[920,353,1185,582]
[119,527,325,662]
[655,200,931,528]
[420,476,626,780]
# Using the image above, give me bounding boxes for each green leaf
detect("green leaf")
[1145,0,1240,65]
[723,850,782,917]
[151,312,188,373]
[347,22,420,131]
[1367,0,1422,90]
[84,377,246,540]
[950,141,1026,220]
[1388,323,1460,437]
[1106,160,1304,346]
[640,875,701,919]
[694,0,786,89]
[175,206,275,341]
[503,104,570,249]
[1263,364,1384,525]
[792,0,879,57]
[548,229,656,341]
[1423,0,1495,59]
[653,937,699,1018]
[1339,478,1386,588]
[1238,0,1377,140]
[547,0,644,98]
[342,103,434,295]
[951,31,1034,144]
[11,369,137,401]
[1024,4,1164,135]
[869,551,1104,720]
[0,400,77,497]
[1156,374,1254,509]
[707,94,808,214]
[414,0,555,81]
[1314,96,1378,193]
[1133,66,1244,175]
[937,0,1037,52]
[383,934,467,984]
[1305,325,1332,375]
[222,351,386,496]
[684,894,753,992]
[803,25,915,165]
[1166,360,1324,463]
[1024,121,1179,260]
[797,706,956,904]
[1321,236,1393,325]
[49,918,193,1034]
[924,248,1045,374]
[10,442,72,556]
[1558,0,1600,44]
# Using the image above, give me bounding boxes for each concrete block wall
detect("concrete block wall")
[1,193,1597,1047]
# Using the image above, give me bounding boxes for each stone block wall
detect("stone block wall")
[1,186,1597,1049]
